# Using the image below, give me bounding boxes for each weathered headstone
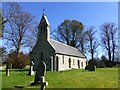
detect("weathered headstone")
[34,61,46,83]
[88,64,96,71]
[38,76,48,90]
[6,64,9,76]
[85,65,89,70]
[30,61,48,90]
[28,61,34,76]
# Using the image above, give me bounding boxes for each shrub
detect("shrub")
[97,60,106,68]
[88,59,97,66]
[108,62,113,67]
[6,51,30,69]
[101,55,109,67]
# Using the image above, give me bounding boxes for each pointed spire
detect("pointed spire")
[38,11,50,29]
[42,14,50,26]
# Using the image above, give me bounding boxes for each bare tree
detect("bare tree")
[79,30,88,53]
[24,24,38,51]
[110,23,117,62]
[101,23,117,64]
[3,2,36,58]
[0,13,7,37]
[57,19,84,48]
[86,27,99,61]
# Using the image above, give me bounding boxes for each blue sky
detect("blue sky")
[2,2,118,59]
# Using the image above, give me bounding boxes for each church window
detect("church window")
[44,24,46,32]
[73,59,75,65]
[81,62,83,67]
[78,60,80,68]
[62,55,64,64]
[69,58,71,68]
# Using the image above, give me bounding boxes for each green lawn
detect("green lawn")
[1,68,119,89]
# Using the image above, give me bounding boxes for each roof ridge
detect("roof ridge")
[50,39,79,51]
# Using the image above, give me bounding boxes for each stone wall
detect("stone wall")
[31,41,55,71]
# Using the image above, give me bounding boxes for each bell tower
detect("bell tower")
[38,14,50,41]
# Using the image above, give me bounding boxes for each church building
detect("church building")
[30,14,87,71]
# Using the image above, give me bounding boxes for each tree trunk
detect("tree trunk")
[112,44,115,62]
[17,44,20,58]
[81,43,84,53]
[107,37,111,62]
[108,48,111,62]
[17,34,22,58]
[90,39,94,60]
[91,49,94,61]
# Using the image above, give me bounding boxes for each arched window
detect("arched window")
[69,58,71,68]
[81,62,83,67]
[73,59,75,65]
[40,23,45,34]
[44,24,46,32]
[78,60,80,68]
[62,55,64,64]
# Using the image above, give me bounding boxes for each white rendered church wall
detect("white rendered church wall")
[56,54,87,71]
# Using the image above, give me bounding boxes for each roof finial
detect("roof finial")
[43,8,45,14]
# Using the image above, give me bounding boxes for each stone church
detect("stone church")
[30,14,87,71]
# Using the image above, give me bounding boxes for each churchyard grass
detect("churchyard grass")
[2,68,118,88]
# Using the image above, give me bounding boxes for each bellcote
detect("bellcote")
[38,14,50,41]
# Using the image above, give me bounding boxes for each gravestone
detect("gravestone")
[38,76,48,90]
[85,65,89,70]
[30,61,48,90]
[28,61,34,76]
[34,61,46,83]
[6,64,9,76]
[88,64,96,71]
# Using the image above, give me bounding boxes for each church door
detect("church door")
[56,56,59,71]
[69,58,71,68]
[78,60,80,69]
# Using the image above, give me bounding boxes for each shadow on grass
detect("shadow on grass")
[1,88,119,90]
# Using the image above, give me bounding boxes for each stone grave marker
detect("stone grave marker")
[38,76,48,90]
[28,61,34,76]
[88,64,96,71]
[31,61,48,90]
[85,65,89,70]
[6,64,10,76]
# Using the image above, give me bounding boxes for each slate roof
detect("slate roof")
[49,39,85,58]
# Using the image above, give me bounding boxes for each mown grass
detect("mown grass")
[1,68,119,89]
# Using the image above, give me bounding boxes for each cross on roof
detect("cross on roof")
[43,9,45,14]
